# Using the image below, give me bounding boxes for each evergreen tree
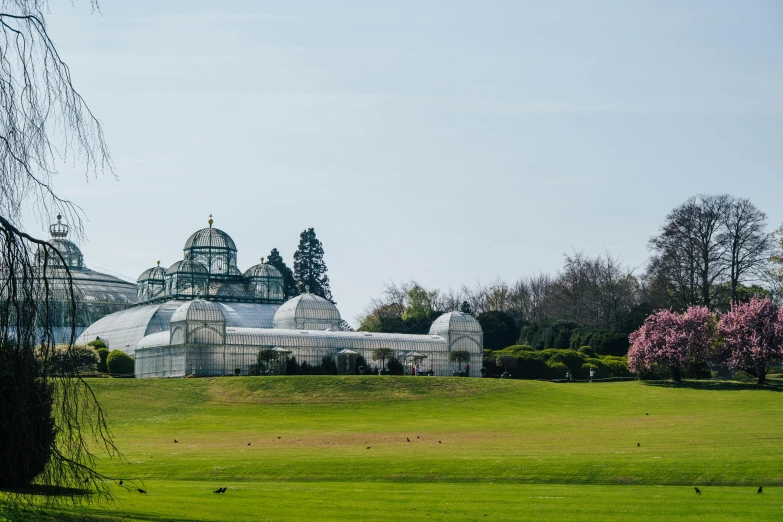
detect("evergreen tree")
[459,300,474,315]
[266,248,299,299]
[293,228,333,301]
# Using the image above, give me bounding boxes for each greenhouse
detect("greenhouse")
[76,217,484,377]
[33,215,138,342]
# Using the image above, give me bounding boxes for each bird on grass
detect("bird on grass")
[417,436,420,439]
[646,413,649,416]
[118,480,123,486]
[277,436,281,439]
[406,438,410,442]
[366,447,371,449]
[694,487,701,495]
[213,487,226,494]
[174,439,178,443]
[438,441,442,444]
[637,443,640,447]
[138,488,147,495]
[247,443,251,446]
[758,486,763,494]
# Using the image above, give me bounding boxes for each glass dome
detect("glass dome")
[183,216,237,276]
[137,261,167,301]
[244,262,284,303]
[165,258,208,298]
[273,293,341,330]
[37,238,84,269]
[429,311,482,335]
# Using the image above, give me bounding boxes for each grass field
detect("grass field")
[3,376,783,521]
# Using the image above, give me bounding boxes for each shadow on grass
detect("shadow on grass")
[642,379,783,392]
[0,485,91,498]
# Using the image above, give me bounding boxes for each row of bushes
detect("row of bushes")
[484,345,631,380]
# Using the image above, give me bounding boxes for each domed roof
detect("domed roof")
[137,262,166,282]
[166,259,208,275]
[429,311,482,335]
[244,263,283,279]
[171,299,225,323]
[37,238,84,269]
[273,293,341,330]
[183,219,237,251]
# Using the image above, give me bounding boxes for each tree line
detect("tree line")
[359,194,783,357]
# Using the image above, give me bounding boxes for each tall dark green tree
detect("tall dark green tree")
[265,248,299,299]
[293,228,333,301]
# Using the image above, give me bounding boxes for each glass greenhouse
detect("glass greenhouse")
[75,217,484,377]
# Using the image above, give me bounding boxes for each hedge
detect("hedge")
[106,350,134,377]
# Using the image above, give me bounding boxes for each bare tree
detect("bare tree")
[1,0,129,502]
[648,195,732,309]
[719,197,771,303]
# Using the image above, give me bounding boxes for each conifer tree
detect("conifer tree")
[293,228,333,302]
[265,248,299,300]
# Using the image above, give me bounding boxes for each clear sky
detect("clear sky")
[35,0,783,326]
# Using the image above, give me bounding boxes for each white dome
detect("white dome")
[273,293,340,330]
[429,311,482,335]
[171,299,225,323]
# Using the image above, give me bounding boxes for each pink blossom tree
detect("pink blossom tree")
[717,296,783,385]
[628,307,717,381]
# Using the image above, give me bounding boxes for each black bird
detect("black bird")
[637,443,640,447]
[174,439,178,443]
[277,436,281,439]
[417,436,420,439]
[694,487,701,495]
[119,480,123,486]
[213,487,223,494]
[138,488,147,495]
[758,486,763,494]
[366,446,371,449]
[407,438,410,442]
[646,413,649,416]
[247,443,251,446]
[438,441,442,444]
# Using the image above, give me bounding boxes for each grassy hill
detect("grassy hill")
[3,376,783,521]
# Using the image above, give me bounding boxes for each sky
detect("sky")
[30,0,783,326]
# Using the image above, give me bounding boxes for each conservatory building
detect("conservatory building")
[34,215,137,343]
[76,218,483,378]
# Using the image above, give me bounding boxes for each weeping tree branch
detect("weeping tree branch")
[0,0,111,235]
[0,0,134,507]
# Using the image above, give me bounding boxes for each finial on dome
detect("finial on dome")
[49,214,69,238]
[260,256,265,263]
[185,252,190,259]
[305,285,310,294]
[156,260,160,266]
[208,214,213,228]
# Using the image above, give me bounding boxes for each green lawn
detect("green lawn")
[3,376,782,521]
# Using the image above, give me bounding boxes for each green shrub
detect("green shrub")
[496,345,535,357]
[539,349,586,373]
[515,353,548,379]
[546,361,568,380]
[321,356,338,375]
[96,348,109,373]
[87,337,108,350]
[601,356,631,377]
[386,358,404,375]
[50,345,98,374]
[106,350,134,377]
[577,345,596,358]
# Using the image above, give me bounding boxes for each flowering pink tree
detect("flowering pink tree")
[628,307,717,381]
[717,296,783,385]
